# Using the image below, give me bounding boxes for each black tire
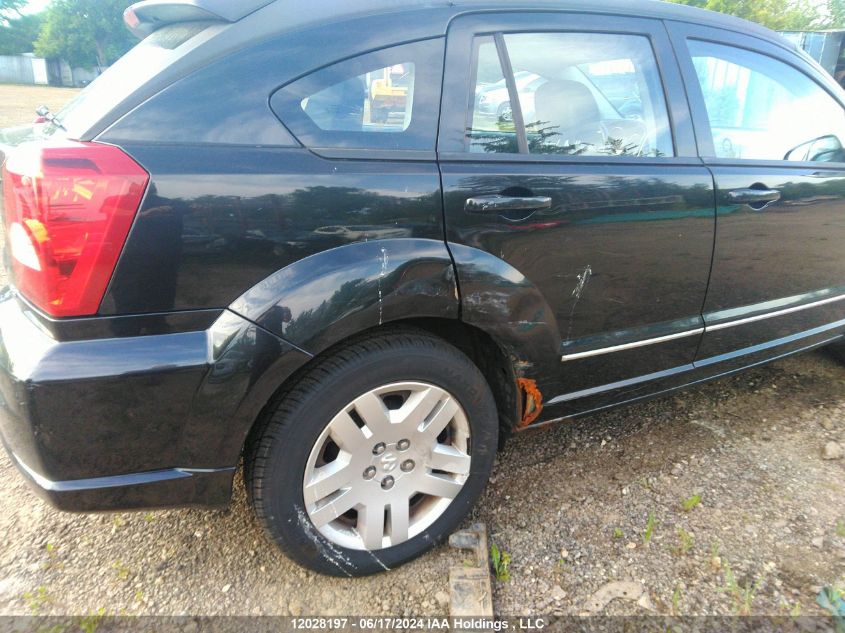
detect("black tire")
[245,327,499,577]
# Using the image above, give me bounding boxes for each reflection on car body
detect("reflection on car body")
[313,225,413,240]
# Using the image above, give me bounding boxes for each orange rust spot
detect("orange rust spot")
[517,378,543,429]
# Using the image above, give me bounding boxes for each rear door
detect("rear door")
[439,13,716,412]
[668,22,845,364]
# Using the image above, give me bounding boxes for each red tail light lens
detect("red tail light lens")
[1,141,149,317]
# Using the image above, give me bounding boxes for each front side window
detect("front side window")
[467,32,674,157]
[272,39,443,151]
[689,40,845,162]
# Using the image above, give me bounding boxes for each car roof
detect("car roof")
[255,0,793,51]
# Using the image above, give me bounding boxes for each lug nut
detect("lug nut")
[401,459,415,472]
[373,442,386,455]
[363,466,377,480]
[381,476,395,490]
[397,439,410,451]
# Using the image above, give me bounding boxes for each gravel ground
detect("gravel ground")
[0,353,843,618]
[0,84,844,619]
[0,85,80,129]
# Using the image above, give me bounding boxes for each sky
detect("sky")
[21,0,50,14]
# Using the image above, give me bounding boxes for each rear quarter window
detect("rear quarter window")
[52,22,219,140]
[270,38,444,152]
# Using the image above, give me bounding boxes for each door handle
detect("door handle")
[464,195,552,214]
[727,188,781,209]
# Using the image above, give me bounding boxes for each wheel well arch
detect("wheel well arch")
[243,318,522,464]
[399,317,521,443]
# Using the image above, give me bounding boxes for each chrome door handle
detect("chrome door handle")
[727,188,781,209]
[464,195,552,214]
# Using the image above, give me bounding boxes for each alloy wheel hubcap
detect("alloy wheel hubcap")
[302,382,472,551]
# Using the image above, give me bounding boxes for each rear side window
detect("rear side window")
[468,37,517,153]
[52,22,216,139]
[303,63,416,133]
[688,40,845,162]
[271,39,444,151]
[467,32,674,158]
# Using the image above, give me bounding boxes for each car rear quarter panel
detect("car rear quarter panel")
[99,146,447,317]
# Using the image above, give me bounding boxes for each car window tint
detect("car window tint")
[301,63,415,133]
[689,40,845,162]
[468,38,519,153]
[271,39,443,151]
[481,32,673,157]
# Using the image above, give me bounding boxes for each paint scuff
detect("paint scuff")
[377,247,389,325]
[571,265,592,300]
[565,265,592,343]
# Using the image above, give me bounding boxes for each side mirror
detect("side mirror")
[785,134,845,163]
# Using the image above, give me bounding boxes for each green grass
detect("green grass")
[78,608,106,633]
[22,587,51,614]
[490,543,511,582]
[112,562,131,582]
[719,561,765,616]
[672,584,683,615]
[42,542,63,571]
[682,495,702,512]
[643,513,657,545]
[709,541,722,571]
[675,528,694,556]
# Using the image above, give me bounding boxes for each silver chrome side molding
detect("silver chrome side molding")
[561,292,845,362]
[705,293,845,331]
[561,328,704,361]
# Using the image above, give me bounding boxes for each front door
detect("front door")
[439,13,716,415]
[669,23,845,365]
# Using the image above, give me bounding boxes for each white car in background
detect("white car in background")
[475,71,546,121]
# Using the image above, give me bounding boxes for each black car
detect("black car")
[2,0,845,577]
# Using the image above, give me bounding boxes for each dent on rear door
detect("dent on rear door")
[438,13,717,421]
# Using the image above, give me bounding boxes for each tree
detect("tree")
[665,0,825,30]
[827,0,845,27]
[0,0,24,16]
[34,0,135,68]
[0,0,25,26]
[0,13,43,55]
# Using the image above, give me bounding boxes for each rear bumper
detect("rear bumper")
[0,292,310,511]
[6,448,235,512]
